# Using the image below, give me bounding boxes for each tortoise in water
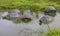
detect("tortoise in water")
[2,9,20,20]
[39,15,54,25]
[44,6,57,17]
[21,10,33,22]
[9,9,20,19]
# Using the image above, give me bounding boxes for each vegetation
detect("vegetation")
[0,0,60,13]
[12,19,21,24]
[46,28,60,36]
[11,18,32,23]
[41,28,60,36]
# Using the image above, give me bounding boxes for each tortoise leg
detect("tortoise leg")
[2,17,7,19]
[39,20,42,25]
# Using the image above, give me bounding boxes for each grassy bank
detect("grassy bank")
[0,0,60,13]
[41,28,60,36]
[46,28,60,36]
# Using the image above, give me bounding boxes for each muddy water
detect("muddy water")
[0,12,60,36]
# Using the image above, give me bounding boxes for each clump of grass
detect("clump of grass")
[12,18,32,24]
[40,28,60,36]
[12,19,21,24]
[46,28,60,36]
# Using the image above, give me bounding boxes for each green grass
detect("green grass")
[40,28,60,36]
[11,18,32,24]
[0,0,60,13]
[46,28,60,36]
[13,19,21,24]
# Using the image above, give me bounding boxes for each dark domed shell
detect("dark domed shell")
[21,10,33,20]
[39,15,54,24]
[44,6,56,12]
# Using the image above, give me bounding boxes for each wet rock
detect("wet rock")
[44,6,57,17]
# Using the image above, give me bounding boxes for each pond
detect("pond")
[0,12,60,36]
